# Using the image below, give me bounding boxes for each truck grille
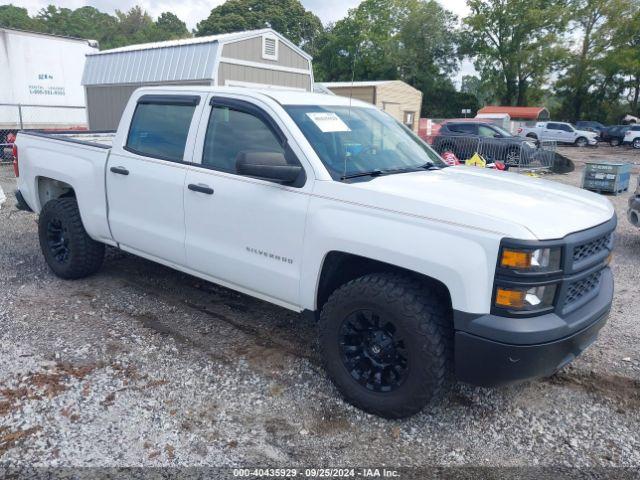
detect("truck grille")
[572,233,611,264]
[564,270,603,308]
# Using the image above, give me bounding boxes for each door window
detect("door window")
[126,100,197,162]
[546,123,561,130]
[202,105,286,174]
[448,123,477,134]
[478,125,498,137]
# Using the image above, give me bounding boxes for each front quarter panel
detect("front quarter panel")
[301,182,503,314]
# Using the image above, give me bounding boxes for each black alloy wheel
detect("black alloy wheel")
[45,217,71,264]
[339,309,408,393]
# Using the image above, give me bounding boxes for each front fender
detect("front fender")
[300,196,502,314]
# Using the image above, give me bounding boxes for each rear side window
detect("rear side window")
[126,96,198,162]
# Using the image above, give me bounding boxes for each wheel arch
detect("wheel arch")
[314,251,453,316]
[36,176,76,210]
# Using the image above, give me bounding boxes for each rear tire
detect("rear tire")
[38,198,105,279]
[633,138,640,149]
[319,273,452,418]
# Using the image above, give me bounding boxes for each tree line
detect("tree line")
[0,0,638,123]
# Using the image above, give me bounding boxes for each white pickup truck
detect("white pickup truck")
[14,87,616,418]
[517,121,598,146]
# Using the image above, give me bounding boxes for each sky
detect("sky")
[20,0,475,83]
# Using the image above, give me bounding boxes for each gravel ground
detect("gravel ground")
[0,146,639,469]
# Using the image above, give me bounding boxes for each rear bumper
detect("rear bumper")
[455,267,613,387]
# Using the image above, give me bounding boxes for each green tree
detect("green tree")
[463,0,569,106]
[154,12,190,41]
[195,0,323,51]
[553,0,621,121]
[0,4,39,30]
[314,0,462,116]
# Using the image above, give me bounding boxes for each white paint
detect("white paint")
[218,57,311,75]
[15,85,614,315]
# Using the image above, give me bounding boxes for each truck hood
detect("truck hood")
[343,167,614,240]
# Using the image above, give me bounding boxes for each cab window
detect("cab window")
[126,95,199,162]
[202,105,285,174]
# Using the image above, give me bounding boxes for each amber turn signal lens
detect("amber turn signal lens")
[495,288,526,309]
[500,249,532,269]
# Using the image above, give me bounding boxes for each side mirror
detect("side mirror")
[236,151,303,184]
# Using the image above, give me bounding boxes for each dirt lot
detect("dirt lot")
[0,146,639,470]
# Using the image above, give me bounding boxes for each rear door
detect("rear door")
[543,122,562,141]
[183,95,311,308]
[106,94,202,266]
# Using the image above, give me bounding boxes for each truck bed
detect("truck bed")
[20,130,115,149]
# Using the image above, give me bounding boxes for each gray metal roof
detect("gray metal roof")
[82,41,218,86]
[82,28,311,86]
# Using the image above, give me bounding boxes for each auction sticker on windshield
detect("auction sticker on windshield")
[306,112,351,133]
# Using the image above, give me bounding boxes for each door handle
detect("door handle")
[188,183,214,195]
[110,166,129,175]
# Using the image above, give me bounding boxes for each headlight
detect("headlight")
[500,247,562,272]
[495,284,557,311]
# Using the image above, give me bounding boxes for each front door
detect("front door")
[183,96,310,308]
[107,94,202,266]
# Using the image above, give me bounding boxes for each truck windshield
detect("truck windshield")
[284,105,445,179]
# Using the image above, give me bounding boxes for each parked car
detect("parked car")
[576,121,606,137]
[600,125,632,146]
[14,86,616,418]
[623,125,640,148]
[518,121,598,146]
[432,121,536,167]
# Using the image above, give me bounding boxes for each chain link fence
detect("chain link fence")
[430,135,557,171]
[0,104,88,163]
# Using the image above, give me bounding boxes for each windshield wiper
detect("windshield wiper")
[340,163,442,180]
[341,169,384,180]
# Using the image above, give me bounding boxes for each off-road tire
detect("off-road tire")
[575,137,588,147]
[38,198,105,279]
[319,272,452,418]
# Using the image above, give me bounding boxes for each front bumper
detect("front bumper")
[455,266,613,388]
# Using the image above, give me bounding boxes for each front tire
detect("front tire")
[633,138,640,149]
[319,273,452,418]
[575,137,588,147]
[610,138,621,147]
[38,198,105,279]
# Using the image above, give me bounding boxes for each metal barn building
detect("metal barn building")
[82,29,314,130]
[319,81,423,133]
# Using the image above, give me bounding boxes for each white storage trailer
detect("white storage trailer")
[82,29,314,130]
[0,28,97,130]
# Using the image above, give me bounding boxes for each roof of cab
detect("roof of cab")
[133,85,376,109]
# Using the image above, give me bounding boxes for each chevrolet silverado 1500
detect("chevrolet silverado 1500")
[14,87,616,418]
